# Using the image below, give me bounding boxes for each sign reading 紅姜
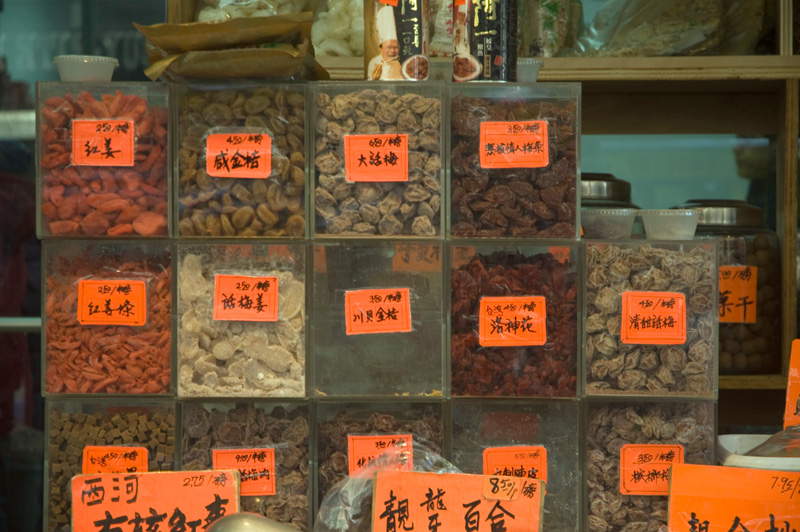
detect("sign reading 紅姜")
[373,470,545,532]
[77,279,147,326]
[621,291,686,345]
[72,119,135,167]
[82,446,149,475]
[718,266,758,324]
[344,288,412,335]
[483,446,548,485]
[72,470,239,532]
[205,133,271,179]
[668,464,800,532]
[213,274,279,322]
[619,444,683,495]
[344,134,408,182]
[479,121,549,169]
[212,448,276,496]
[348,434,413,476]
[479,296,547,347]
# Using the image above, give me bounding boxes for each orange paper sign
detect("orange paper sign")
[393,244,441,272]
[213,274,279,322]
[479,121,549,169]
[784,339,800,429]
[343,134,408,182]
[380,0,399,5]
[72,119,135,167]
[373,471,544,532]
[77,279,147,326]
[344,288,412,335]
[619,444,683,495]
[348,434,413,476]
[483,446,548,485]
[668,464,800,532]
[213,448,276,496]
[621,291,686,345]
[82,446,149,475]
[72,470,239,532]
[479,296,547,347]
[206,132,271,179]
[719,266,758,323]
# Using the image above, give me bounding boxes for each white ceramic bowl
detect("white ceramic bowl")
[581,208,637,239]
[53,55,119,82]
[640,209,701,240]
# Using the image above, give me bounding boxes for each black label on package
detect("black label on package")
[453,0,517,82]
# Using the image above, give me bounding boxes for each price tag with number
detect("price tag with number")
[213,274,279,322]
[213,448,276,496]
[77,279,147,326]
[344,288,412,335]
[206,132,271,179]
[72,119,135,167]
[344,134,408,182]
[621,291,686,345]
[479,296,547,347]
[479,121,549,169]
[348,434,413,476]
[619,444,683,495]
[82,446,149,475]
[483,446,548,484]
[719,266,758,323]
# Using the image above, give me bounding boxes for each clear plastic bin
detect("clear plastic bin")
[312,241,444,396]
[450,399,580,532]
[448,83,580,239]
[42,240,172,396]
[180,401,310,530]
[37,82,169,238]
[311,82,444,237]
[450,242,580,397]
[44,399,176,532]
[174,83,307,238]
[584,240,718,398]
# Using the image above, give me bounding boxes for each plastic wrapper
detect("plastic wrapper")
[518,0,583,57]
[37,82,169,238]
[564,0,724,57]
[427,0,453,57]
[43,241,172,396]
[134,14,328,81]
[314,429,452,532]
[175,83,307,238]
[311,0,364,57]
[195,0,307,22]
[718,0,765,55]
[746,425,800,458]
[177,243,305,398]
[181,402,310,530]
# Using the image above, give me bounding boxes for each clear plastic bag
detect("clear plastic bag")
[747,425,800,458]
[518,0,583,57]
[196,0,308,22]
[564,0,724,57]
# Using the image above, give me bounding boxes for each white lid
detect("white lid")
[53,55,120,66]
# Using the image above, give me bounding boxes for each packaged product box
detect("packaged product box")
[312,241,443,396]
[452,0,517,81]
[314,400,444,512]
[450,399,580,532]
[584,400,716,532]
[174,83,307,238]
[180,401,310,530]
[364,0,428,81]
[448,83,580,239]
[584,240,718,398]
[176,242,306,398]
[312,82,444,237]
[37,82,169,238]
[42,240,172,396]
[450,242,580,398]
[44,399,176,532]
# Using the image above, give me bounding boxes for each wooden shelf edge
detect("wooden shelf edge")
[719,375,788,390]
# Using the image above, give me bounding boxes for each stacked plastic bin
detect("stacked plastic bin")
[37,82,176,532]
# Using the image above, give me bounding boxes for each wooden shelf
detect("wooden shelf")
[719,375,789,390]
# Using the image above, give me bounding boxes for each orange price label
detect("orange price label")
[206,132,271,179]
[77,279,147,326]
[343,134,408,182]
[82,446,149,475]
[479,296,547,347]
[483,446,548,485]
[72,119,135,167]
[719,266,758,323]
[344,288,412,335]
[374,471,544,532]
[213,274,279,322]
[668,464,800,532]
[213,448,275,496]
[784,339,800,429]
[620,291,686,345]
[72,470,239,532]
[619,444,683,495]
[393,244,442,272]
[479,121,549,169]
[348,434,413,476]
[380,0,399,5]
